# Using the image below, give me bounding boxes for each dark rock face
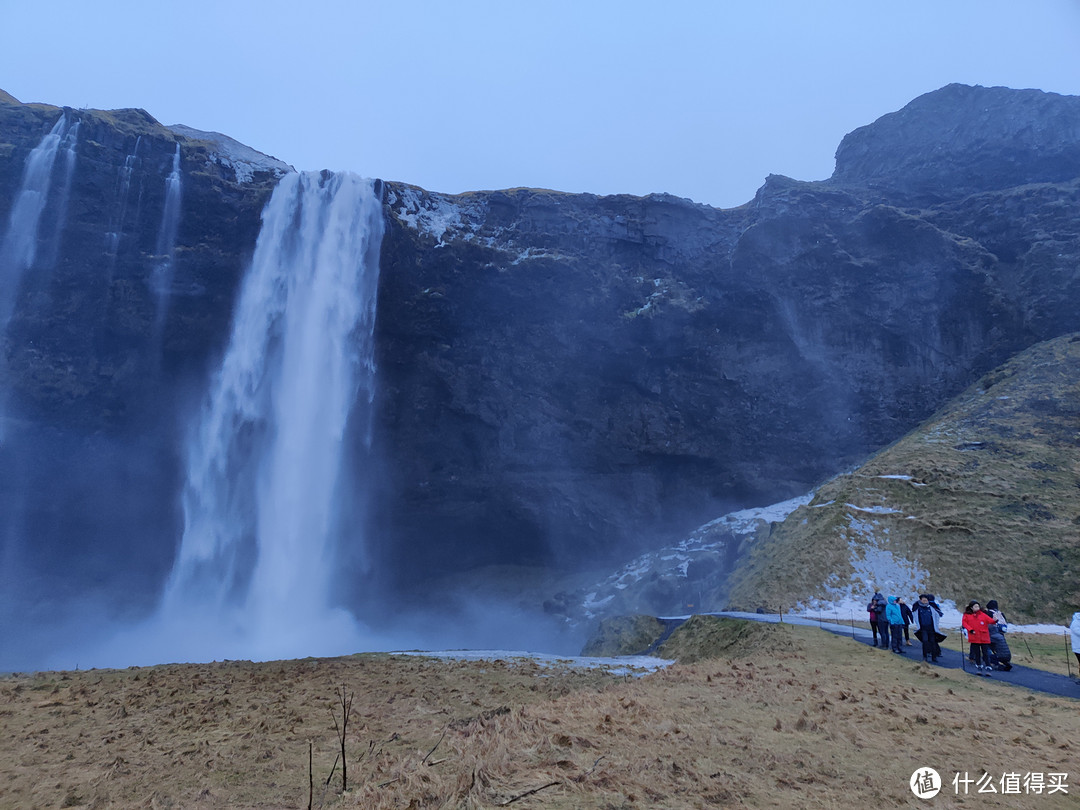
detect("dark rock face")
[2,84,1080,630]
[831,83,1080,204]
[368,101,1072,586]
[0,99,286,615]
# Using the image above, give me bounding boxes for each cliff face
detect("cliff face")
[368,85,1080,587]
[2,84,1080,624]
[0,98,287,611]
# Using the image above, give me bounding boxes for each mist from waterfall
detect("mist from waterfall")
[151,143,182,330]
[139,170,386,663]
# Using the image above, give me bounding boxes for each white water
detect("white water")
[152,171,385,663]
[0,115,71,329]
[151,143,183,329]
[37,119,80,271]
[105,135,141,259]
[0,114,79,442]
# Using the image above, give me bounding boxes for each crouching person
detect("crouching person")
[985,600,1012,671]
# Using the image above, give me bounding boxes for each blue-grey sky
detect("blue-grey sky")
[3,0,1079,208]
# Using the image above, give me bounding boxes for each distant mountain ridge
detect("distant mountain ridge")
[830,83,1080,203]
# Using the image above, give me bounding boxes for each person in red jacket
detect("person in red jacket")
[962,600,997,673]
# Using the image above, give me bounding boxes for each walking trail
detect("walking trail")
[650,611,1080,700]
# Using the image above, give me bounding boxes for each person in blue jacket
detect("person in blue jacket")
[885,595,906,653]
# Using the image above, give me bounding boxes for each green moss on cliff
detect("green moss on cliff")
[580,615,666,657]
[658,615,796,663]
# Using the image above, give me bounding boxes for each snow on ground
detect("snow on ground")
[845,503,903,515]
[579,493,813,617]
[168,124,292,183]
[387,185,470,245]
[696,493,813,534]
[395,649,673,675]
[794,506,971,624]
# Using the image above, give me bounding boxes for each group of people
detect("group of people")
[866,592,1012,673]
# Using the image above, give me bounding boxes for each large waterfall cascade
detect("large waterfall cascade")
[158,170,385,661]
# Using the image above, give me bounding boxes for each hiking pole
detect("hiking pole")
[1017,629,1034,661]
[1066,630,1073,679]
[960,630,966,672]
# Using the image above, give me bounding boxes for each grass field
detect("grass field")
[2,618,1076,809]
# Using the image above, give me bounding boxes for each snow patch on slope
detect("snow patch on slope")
[387,185,470,245]
[168,124,292,183]
[579,494,813,618]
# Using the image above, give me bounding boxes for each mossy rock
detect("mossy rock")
[657,615,795,663]
[580,615,666,657]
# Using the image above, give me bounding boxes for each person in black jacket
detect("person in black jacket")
[926,594,944,617]
[913,593,944,662]
[985,599,1012,671]
[898,597,914,646]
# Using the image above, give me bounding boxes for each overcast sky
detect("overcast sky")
[2,0,1079,208]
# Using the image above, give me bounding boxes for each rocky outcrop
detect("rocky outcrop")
[2,83,1080,626]
[830,83,1080,204]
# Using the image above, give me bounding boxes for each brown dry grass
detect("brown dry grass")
[1,623,1077,809]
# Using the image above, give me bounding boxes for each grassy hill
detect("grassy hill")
[726,334,1080,623]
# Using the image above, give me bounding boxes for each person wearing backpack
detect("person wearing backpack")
[874,594,891,649]
[867,592,888,648]
[885,596,906,653]
[985,599,1012,671]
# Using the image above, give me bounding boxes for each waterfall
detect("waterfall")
[159,171,384,662]
[0,114,78,441]
[151,143,183,329]
[0,115,72,330]
[37,119,80,271]
[105,135,142,260]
